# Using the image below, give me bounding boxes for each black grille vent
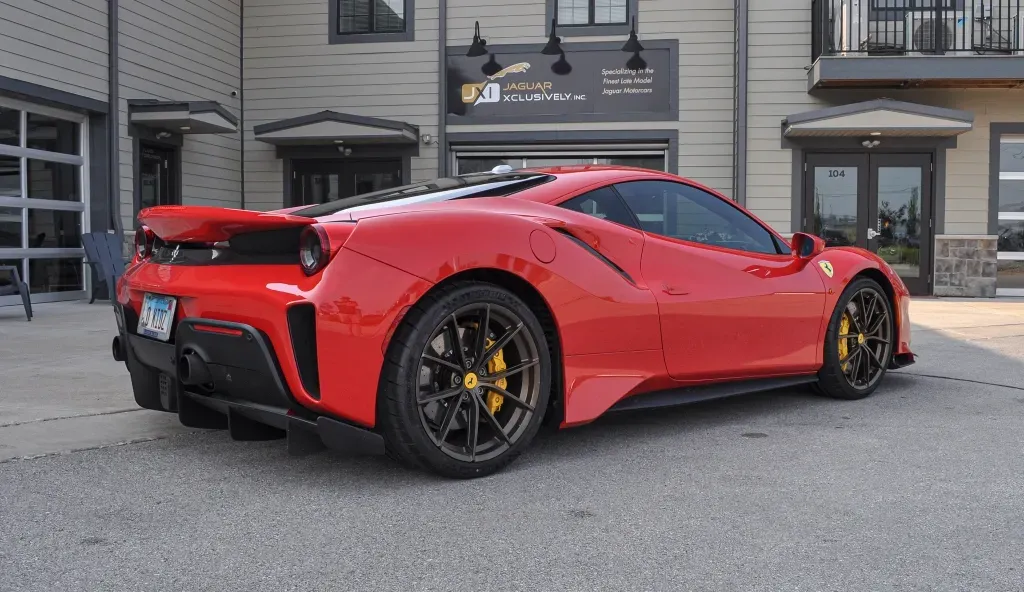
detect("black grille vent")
[287,303,321,399]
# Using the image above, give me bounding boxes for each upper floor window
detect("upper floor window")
[870,0,965,10]
[614,180,785,255]
[548,0,637,36]
[330,0,414,44]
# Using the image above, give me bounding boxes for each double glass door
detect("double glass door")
[290,159,402,207]
[805,153,932,295]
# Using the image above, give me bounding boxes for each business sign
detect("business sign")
[446,40,677,124]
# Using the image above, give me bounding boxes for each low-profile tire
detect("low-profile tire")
[816,277,895,400]
[378,281,551,479]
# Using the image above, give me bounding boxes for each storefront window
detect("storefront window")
[0,98,87,302]
[997,135,1024,294]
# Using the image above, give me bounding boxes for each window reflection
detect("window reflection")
[812,166,858,247]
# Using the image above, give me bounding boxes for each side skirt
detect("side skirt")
[607,375,819,413]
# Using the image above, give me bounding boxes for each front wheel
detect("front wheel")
[816,277,894,400]
[378,282,551,479]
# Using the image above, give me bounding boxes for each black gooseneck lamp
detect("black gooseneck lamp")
[467,21,488,57]
[541,18,563,55]
[622,17,646,69]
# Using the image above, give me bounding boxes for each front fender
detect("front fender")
[812,247,913,359]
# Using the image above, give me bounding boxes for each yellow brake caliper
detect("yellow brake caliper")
[485,338,507,415]
[838,313,851,371]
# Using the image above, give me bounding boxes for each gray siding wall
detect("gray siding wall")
[0,0,109,102]
[746,0,1021,235]
[445,0,738,197]
[118,0,241,228]
[243,0,440,211]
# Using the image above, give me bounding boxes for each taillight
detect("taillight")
[135,225,155,259]
[299,225,331,276]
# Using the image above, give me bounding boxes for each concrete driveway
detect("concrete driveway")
[1,298,1023,591]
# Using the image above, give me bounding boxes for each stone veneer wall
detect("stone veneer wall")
[933,235,998,297]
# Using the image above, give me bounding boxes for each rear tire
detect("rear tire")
[816,277,894,400]
[378,281,551,479]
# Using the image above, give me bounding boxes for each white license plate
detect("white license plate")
[138,293,177,341]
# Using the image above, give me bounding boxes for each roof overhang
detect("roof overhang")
[809,55,1024,90]
[252,110,420,146]
[783,99,974,138]
[128,100,238,134]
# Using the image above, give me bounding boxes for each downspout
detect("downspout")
[437,0,447,177]
[239,0,245,209]
[108,0,122,234]
[733,0,748,206]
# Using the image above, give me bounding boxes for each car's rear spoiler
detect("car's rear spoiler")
[137,205,315,243]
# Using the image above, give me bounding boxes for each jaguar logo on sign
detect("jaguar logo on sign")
[461,62,533,106]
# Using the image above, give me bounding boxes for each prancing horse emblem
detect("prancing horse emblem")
[819,260,834,278]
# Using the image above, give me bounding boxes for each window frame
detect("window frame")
[546,0,638,37]
[611,179,791,256]
[991,124,1024,295]
[329,0,415,44]
[0,95,90,303]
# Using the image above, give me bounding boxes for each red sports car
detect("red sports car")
[112,165,915,478]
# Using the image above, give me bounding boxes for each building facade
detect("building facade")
[1,0,1022,307]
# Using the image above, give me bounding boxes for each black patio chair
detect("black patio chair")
[0,264,32,321]
[82,231,127,305]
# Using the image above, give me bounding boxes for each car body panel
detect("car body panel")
[119,165,914,435]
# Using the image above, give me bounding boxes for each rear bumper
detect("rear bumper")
[114,303,384,456]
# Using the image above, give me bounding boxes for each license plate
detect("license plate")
[138,293,177,341]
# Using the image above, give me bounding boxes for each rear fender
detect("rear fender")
[343,210,663,357]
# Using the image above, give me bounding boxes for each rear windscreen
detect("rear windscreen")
[292,172,554,218]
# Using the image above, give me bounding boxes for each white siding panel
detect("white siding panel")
[243,0,441,207]
[0,0,109,102]
[118,0,241,228]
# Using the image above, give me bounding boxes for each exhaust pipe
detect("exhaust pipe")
[112,336,126,362]
[178,353,212,386]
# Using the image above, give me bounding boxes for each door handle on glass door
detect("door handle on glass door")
[867,229,879,239]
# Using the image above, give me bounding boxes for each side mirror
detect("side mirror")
[791,232,826,259]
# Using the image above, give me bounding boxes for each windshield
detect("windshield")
[292,172,554,218]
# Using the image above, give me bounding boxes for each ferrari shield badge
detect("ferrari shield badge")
[818,260,834,278]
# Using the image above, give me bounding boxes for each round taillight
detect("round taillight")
[135,225,154,259]
[299,225,331,276]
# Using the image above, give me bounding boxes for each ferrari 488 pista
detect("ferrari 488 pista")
[112,165,915,478]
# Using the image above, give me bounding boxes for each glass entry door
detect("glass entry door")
[805,153,932,295]
[291,159,402,207]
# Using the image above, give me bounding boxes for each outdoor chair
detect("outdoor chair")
[0,265,32,321]
[82,231,127,305]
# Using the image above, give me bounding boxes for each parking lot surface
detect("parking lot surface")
[1,299,1023,591]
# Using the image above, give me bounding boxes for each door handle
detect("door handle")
[662,282,689,295]
[867,228,879,240]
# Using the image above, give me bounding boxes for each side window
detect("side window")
[559,186,639,229]
[615,180,782,254]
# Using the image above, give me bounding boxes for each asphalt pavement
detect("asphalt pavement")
[1,299,1023,591]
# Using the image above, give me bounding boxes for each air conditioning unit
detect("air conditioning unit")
[904,11,973,55]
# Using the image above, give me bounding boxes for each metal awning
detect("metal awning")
[252,110,419,146]
[128,100,238,135]
[783,99,974,138]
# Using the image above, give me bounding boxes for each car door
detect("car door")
[614,180,828,381]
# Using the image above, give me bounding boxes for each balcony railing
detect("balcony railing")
[812,0,1023,61]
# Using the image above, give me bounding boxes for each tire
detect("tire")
[816,277,895,400]
[378,281,552,479]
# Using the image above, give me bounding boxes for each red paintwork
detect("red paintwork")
[120,165,913,430]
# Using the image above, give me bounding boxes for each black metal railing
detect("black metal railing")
[812,0,1022,60]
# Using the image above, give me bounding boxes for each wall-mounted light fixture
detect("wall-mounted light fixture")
[861,139,881,148]
[467,21,488,57]
[542,18,563,55]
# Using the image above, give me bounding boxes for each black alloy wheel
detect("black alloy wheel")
[379,282,551,478]
[816,278,895,400]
